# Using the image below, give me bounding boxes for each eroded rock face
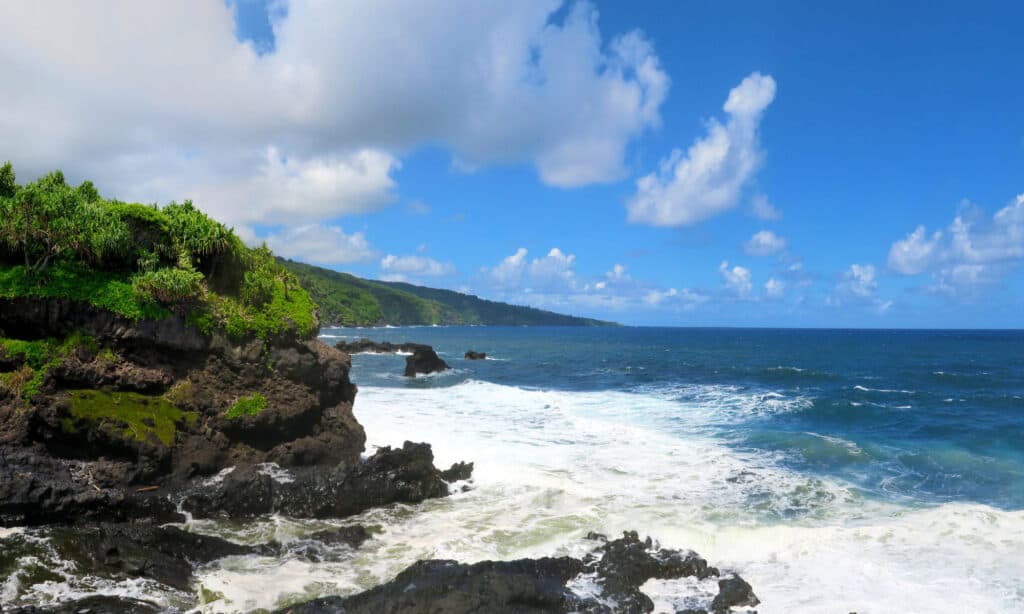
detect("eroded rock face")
[0,297,367,525]
[278,531,757,614]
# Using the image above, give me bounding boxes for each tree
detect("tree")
[0,169,127,273]
[0,162,15,198]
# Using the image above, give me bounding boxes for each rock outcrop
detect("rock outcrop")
[335,338,428,355]
[464,350,487,360]
[278,531,757,614]
[177,442,469,519]
[404,346,449,377]
[0,298,467,527]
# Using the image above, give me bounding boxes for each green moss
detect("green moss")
[224,392,267,419]
[0,332,102,402]
[68,389,197,446]
[0,263,169,321]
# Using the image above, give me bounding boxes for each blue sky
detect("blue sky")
[2,1,1021,327]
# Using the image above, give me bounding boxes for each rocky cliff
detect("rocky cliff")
[0,297,463,526]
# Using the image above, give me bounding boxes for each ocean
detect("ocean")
[5,326,1024,612]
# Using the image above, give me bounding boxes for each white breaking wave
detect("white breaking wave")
[181,380,1024,612]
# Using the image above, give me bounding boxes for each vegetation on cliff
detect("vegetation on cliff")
[0,162,316,340]
[280,259,617,327]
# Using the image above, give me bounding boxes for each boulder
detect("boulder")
[404,347,449,377]
[464,350,487,360]
[710,574,759,613]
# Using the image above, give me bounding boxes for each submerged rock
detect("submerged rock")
[3,595,164,613]
[277,531,755,614]
[404,347,449,377]
[464,350,487,360]
[50,522,259,591]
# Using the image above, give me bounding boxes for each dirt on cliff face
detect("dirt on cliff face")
[0,297,365,490]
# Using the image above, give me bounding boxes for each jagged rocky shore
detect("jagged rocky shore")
[0,301,760,613]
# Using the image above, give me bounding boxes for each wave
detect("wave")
[852,385,916,394]
[175,380,1024,612]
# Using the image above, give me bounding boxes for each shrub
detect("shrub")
[132,265,203,304]
[224,392,267,419]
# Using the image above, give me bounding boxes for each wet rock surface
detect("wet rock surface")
[404,346,449,377]
[49,522,260,591]
[464,350,487,360]
[2,595,164,613]
[277,531,758,614]
[176,441,466,520]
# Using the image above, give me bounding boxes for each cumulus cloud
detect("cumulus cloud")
[380,254,456,280]
[0,0,668,227]
[484,247,529,288]
[744,230,787,256]
[264,224,375,266]
[627,72,776,226]
[719,261,753,297]
[887,225,943,275]
[828,263,891,313]
[886,194,1024,295]
[529,248,578,289]
[764,277,785,298]
[750,194,782,221]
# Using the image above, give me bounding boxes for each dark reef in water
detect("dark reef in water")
[277,531,758,614]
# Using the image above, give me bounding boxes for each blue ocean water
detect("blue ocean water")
[328,326,1024,512]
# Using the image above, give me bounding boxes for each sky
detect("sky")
[1,1,1022,327]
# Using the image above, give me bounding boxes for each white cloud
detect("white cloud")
[606,263,629,281]
[627,72,777,226]
[719,261,753,297]
[643,287,709,308]
[750,194,782,220]
[843,264,878,298]
[744,230,787,256]
[829,263,891,313]
[886,194,1024,295]
[529,248,578,289]
[380,254,456,278]
[887,225,942,275]
[0,0,668,227]
[484,247,529,288]
[764,277,785,298]
[265,224,375,265]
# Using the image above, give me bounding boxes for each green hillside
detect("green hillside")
[279,259,616,327]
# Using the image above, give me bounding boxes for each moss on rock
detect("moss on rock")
[68,389,197,446]
[224,392,267,419]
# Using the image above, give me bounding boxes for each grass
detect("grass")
[188,278,317,340]
[0,331,98,401]
[67,389,197,446]
[0,263,169,320]
[224,392,267,419]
